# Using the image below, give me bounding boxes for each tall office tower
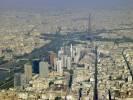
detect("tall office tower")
[53,57,58,70]
[14,73,26,89]
[74,47,81,63]
[58,47,64,59]
[58,50,62,59]
[61,47,64,54]
[76,54,80,63]
[72,49,76,61]
[49,52,57,67]
[70,44,73,58]
[32,59,40,74]
[14,73,21,88]
[20,74,26,89]
[66,56,71,70]
[63,55,68,68]
[64,46,71,56]
[57,59,63,75]
[39,61,49,78]
[24,63,32,83]
[60,55,65,68]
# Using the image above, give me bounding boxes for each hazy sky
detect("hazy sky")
[0,0,133,10]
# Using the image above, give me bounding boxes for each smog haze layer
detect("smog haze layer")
[0,0,133,10]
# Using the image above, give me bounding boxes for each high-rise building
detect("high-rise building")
[49,52,57,67]
[14,73,21,88]
[20,74,26,89]
[66,56,71,70]
[57,59,63,75]
[64,46,71,56]
[62,55,68,68]
[39,61,49,78]
[53,58,58,70]
[14,73,26,89]
[74,47,81,63]
[32,59,40,74]
[24,63,32,83]
[58,47,64,59]
[70,44,73,58]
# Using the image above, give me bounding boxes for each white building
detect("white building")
[39,61,49,78]
[57,59,63,75]
[70,44,73,58]
[66,56,72,70]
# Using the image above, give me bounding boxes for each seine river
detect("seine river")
[0,71,9,81]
